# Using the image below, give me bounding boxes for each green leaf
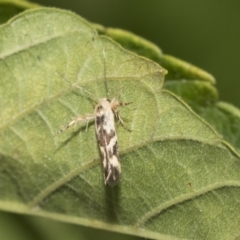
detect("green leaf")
[97,26,215,84]
[1,7,240,240]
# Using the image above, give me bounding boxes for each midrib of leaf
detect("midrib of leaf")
[0,201,186,240]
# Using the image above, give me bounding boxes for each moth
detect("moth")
[56,51,131,186]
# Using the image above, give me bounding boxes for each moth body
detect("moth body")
[95,98,120,186]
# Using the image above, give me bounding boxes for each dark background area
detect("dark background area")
[35,0,240,108]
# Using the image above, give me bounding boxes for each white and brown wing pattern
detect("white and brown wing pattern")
[95,98,121,186]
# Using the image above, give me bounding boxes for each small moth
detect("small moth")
[56,51,131,186]
[95,97,130,186]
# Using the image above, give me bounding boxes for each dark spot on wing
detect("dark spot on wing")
[113,141,119,157]
[97,105,103,111]
[96,115,105,126]
[105,130,115,145]
[108,149,113,158]
[98,129,115,147]
[96,116,101,126]
[98,136,105,147]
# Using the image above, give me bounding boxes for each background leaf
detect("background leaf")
[1,7,240,240]
[0,0,39,24]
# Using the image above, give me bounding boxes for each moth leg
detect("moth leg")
[85,120,90,132]
[55,114,95,136]
[114,110,132,131]
[111,100,133,131]
[119,101,133,107]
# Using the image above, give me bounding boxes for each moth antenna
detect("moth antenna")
[102,49,110,99]
[56,70,98,102]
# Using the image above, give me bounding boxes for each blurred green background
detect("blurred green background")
[35,0,240,108]
[1,1,240,240]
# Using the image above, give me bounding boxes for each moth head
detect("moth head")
[96,98,111,111]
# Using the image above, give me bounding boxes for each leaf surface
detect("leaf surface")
[1,8,240,240]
